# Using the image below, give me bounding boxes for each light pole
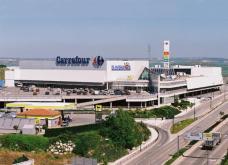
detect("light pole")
[224,86,226,103]
[177,135,180,154]
[172,115,175,133]
[194,99,196,120]
[206,149,209,165]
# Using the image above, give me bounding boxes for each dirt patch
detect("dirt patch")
[0,149,72,165]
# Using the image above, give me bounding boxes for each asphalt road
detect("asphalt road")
[125,101,228,165]
[176,121,228,165]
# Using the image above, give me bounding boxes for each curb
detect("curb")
[110,125,159,165]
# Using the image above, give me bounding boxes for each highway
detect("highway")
[125,100,228,165]
[174,120,228,165]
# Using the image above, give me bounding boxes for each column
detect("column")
[110,102,112,110]
[128,102,130,109]
[144,102,147,108]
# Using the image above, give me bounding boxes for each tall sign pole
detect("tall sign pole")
[163,40,170,69]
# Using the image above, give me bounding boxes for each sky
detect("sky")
[0,0,227,59]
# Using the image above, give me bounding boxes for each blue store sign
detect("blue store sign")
[111,62,131,71]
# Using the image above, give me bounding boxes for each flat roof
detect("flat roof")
[6,102,75,110]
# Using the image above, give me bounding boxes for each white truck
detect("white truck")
[203,132,221,150]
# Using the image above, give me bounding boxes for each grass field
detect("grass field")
[171,118,196,134]
[0,149,72,165]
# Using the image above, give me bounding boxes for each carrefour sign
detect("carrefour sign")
[56,56,104,68]
[111,62,131,71]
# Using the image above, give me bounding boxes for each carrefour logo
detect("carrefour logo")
[56,56,104,68]
[111,62,131,71]
[56,56,90,66]
[92,56,104,68]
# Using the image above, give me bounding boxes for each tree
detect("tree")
[101,109,143,149]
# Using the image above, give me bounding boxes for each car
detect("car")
[23,87,29,92]
[66,90,71,96]
[45,91,50,95]
[124,89,131,95]
[114,89,123,95]
[61,121,69,127]
[15,82,23,87]
[72,89,77,93]
[109,90,115,95]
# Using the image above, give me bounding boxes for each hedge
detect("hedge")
[44,123,104,137]
[128,106,181,119]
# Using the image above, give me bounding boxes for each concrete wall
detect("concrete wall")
[187,67,223,90]
[191,66,222,77]
[17,69,107,83]
[5,67,18,87]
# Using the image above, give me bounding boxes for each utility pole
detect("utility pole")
[177,135,180,154]
[194,99,196,120]
[206,149,209,165]
[210,94,212,110]
[172,115,175,132]
[224,87,226,103]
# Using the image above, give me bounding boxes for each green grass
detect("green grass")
[171,118,196,134]
[0,134,49,151]
[164,148,187,165]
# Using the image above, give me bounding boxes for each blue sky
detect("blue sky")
[0,0,227,58]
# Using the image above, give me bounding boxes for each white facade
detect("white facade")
[5,59,149,87]
[106,60,149,81]
[182,66,223,90]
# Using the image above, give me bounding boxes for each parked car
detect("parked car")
[66,90,72,96]
[124,89,131,95]
[114,89,123,95]
[61,121,69,127]
[23,87,29,92]
[45,91,50,95]
[109,89,115,95]
[72,89,77,93]
[15,82,23,87]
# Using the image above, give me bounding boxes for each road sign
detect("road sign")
[95,105,102,112]
[185,132,203,141]
[203,133,213,141]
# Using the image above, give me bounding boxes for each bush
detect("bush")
[73,131,102,157]
[0,134,49,151]
[101,110,149,149]
[172,100,194,110]
[72,131,127,163]
[128,106,180,119]
[13,155,29,164]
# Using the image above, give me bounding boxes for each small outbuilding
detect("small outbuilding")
[22,124,36,135]
[17,109,61,128]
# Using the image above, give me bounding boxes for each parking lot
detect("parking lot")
[0,85,150,100]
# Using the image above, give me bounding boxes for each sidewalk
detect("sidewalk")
[109,126,158,165]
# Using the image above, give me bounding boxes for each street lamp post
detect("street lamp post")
[172,115,175,133]
[194,99,196,120]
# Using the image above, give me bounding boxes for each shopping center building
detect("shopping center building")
[3,55,223,109]
[5,56,149,90]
